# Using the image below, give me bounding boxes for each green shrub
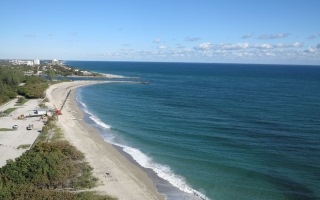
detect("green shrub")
[0,141,115,199]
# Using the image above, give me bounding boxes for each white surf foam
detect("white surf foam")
[100,73,126,78]
[89,114,111,129]
[78,101,87,108]
[76,92,209,200]
[77,98,111,129]
[116,144,210,200]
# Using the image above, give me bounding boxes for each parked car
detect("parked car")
[12,125,19,130]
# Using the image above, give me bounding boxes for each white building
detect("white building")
[52,59,59,65]
[34,59,40,65]
[16,60,34,66]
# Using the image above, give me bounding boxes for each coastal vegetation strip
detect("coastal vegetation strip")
[4,108,17,114]
[0,66,117,199]
[0,62,105,106]
[17,144,31,149]
[0,128,14,132]
[0,114,117,199]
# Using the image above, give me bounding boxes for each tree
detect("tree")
[46,69,56,81]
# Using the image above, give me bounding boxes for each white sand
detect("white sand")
[46,81,164,200]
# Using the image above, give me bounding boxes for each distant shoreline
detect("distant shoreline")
[65,72,126,78]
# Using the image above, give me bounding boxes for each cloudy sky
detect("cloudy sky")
[1,0,320,65]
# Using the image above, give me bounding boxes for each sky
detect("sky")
[0,0,320,65]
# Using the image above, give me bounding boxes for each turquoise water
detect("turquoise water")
[67,61,320,200]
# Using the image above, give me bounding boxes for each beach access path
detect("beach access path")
[46,81,164,200]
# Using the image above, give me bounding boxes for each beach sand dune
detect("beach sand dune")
[46,81,163,200]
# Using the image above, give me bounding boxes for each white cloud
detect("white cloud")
[308,32,320,39]
[121,48,134,51]
[103,52,121,56]
[176,44,186,49]
[185,37,201,42]
[158,45,167,50]
[153,38,161,43]
[221,43,249,50]
[274,42,303,48]
[258,33,290,39]
[253,43,274,49]
[241,33,253,39]
[304,47,317,53]
[92,40,319,64]
[249,42,303,49]
[194,42,212,50]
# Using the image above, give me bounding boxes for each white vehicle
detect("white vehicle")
[12,125,19,129]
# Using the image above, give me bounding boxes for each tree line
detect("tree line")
[0,67,49,104]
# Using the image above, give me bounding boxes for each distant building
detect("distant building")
[52,59,59,65]
[82,70,92,76]
[34,59,40,65]
[15,60,33,66]
[13,60,35,66]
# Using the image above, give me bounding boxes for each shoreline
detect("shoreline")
[73,82,208,200]
[46,81,164,200]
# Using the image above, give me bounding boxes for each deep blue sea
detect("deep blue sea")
[66,61,320,200]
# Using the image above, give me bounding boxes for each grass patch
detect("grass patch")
[51,125,64,142]
[4,108,17,114]
[14,102,25,106]
[0,128,14,131]
[38,97,49,108]
[36,115,64,143]
[36,115,56,143]
[38,102,48,108]
[17,144,31,149]
[14,97,28,106]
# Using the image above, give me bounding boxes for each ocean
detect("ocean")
[65,61,320,200]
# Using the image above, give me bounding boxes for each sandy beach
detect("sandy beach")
[46,81,164,200]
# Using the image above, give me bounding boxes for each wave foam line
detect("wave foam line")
[78,99,111,129]
[117,145,210,200]
[76,93,209,200]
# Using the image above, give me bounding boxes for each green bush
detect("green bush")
[17,76,49,99]
[0,141,115,199]
[17,96,26,103]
